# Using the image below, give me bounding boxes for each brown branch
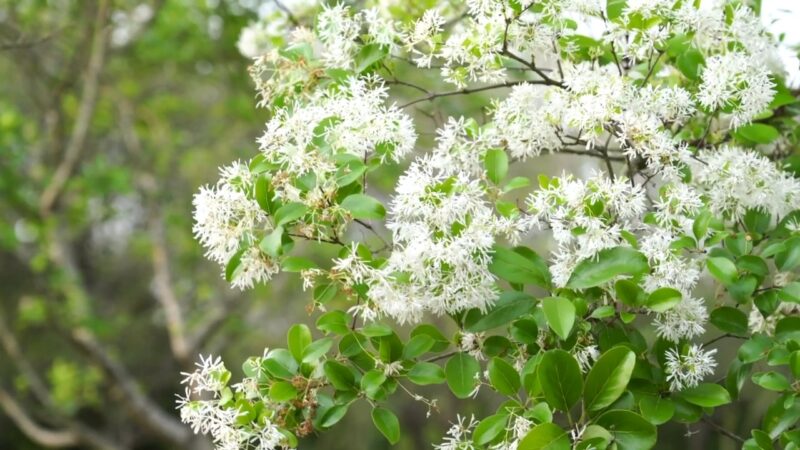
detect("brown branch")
[68,329,193,447]
[400,80,536,108]
[701,417,745,444]
[39,0,110,215]
[149,215,190,366]
[0,388,78,447]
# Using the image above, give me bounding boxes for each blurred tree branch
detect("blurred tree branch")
[39,0,110,215]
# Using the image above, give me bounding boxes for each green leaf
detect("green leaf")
[316,311,350,335]
[302,338,333,363]
[274,202,308,227]
[260,227,285,257]
[679,383,732,407]
[489,245,551,288]
[262,349,298,379]
[693,210,712,241]
[371,407,400,444]
[566,247,649,289]
[224,248,245,282]
[341,194,386,220]
[407,362,446,385]
[584,346,636,412]
[606,0,628,21]
[645,287,682,313]
[281,256,317,272]
[484,148,509,184]
[738,335,773,363]
[355,44,388,73]
[639,396,675,425]
[318,404,348,428]
[735,123,780,144]
[287,324,312,363]
[403,334,436,359]
[269,381,298,402]
[676,48,705,80]
[323,361,355,391]
[752,371,790,392]
[541,297,575,340]
[445,353,480,398]
[410,324,450,352]
[615,279,645,307]
[595,410,657,450]
[709,306,748,335]
[707,257,737,285]
[538,349,583,412]
[488,357,521,396]
[466,291,536,332]
[473,414,508,446]
[518,422,571,450]
[776,237,800,271]
[361,370,387,399]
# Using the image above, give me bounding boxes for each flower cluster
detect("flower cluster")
[177,355,288,450]
[192,162,278,289]
[527,172,646,287]
[664,345,718,392]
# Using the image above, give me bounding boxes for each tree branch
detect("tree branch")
[401,80,536,108]
[39,0,110,215]
[67,328,193,447]
[149,214,190,366]
[0,388,78,448]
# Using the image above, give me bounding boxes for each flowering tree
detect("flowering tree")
[179,1,800,449]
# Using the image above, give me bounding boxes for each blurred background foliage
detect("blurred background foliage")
[0,1,780,449]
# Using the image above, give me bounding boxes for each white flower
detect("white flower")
[653,296,708,343]
[697,52,775,129]
[193,162,267,265]
[317,4,361,68]
[491,83,562,160]
[459,332,486,361]
[434,415,479,450]
[527,172,646,287]
[178,355,289,450]
[694,146,800,221]
[575,344,599,372]
[664,345,717,392]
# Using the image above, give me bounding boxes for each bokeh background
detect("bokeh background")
[0,1,797,449]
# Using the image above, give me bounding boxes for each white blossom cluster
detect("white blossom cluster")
[336,158,507,324]
[177,355,288,450]
[694,146,800,221]
[664,345,718,392]
[193,162,278,289]
[527,172,647,287]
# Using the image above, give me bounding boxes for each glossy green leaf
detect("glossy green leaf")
[584,346,636,412]
[489,245,551,288]
[473,414,508,446]
[484,148,509,184]
[566,247,649,289]
[518,422,571,450]
[538,349,583,412]
[466,291,536,332]
[287,324,312,363]
[341,194,386,220]
[445,353,480,398]
[542,297,575,340]
[372,407,400,444]
[488,357,521,396]
[646,287,682,313]
[707,257,737,285]
[679,383,732,407]
[595,410,657,450]
[407,362,446,385]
